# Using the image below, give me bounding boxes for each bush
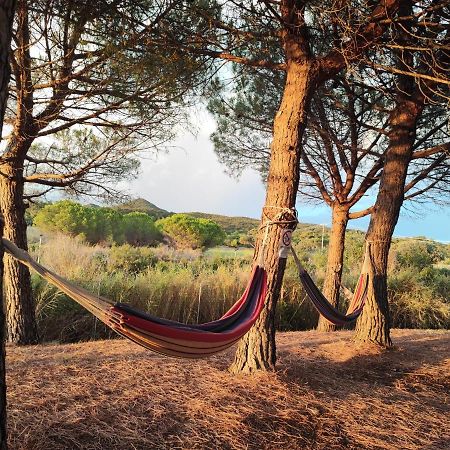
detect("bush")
[388,266,450,329]
[156,214,225,249]
[121,212,162,246]
[34,200,123,244]
[391,239,447,272]
[107,244,158,274]
[34,200,162,246]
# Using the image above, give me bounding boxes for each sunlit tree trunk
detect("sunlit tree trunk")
[230,27,318,372]
[354,0,424,346]
[317,203,349,332]
[0,141,38,345]
[1,0,38,344]
[354,90,423,346]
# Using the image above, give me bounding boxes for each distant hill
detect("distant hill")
[186,212,259,234]
[115,199,327,235]
[115,198,171,220]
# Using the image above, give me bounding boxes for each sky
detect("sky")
[122,109,450,243]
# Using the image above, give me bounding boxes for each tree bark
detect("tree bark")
[1,0,18,447]
[354,0,424,347]
[0,151,38,345]
[229,39,318,372]
[317,203,349,332]
[0,216,7,449]
[354,91,423,346]
[0,0,38,345]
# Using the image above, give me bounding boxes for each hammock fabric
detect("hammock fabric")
[2,238,267,359]
[290,247,369,326]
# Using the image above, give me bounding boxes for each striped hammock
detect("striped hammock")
[290,247,369,326]
[2,238,267,359]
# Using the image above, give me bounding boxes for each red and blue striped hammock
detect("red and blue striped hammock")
[3,238,267,358]
[290,246,369,326]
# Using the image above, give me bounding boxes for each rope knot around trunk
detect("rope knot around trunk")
[260,206,298,231]
[257,206,298,267]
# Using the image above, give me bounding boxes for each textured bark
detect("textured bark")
[0,1,17,446]
[0,0,15,133]
[0,0,38,345]
[229,21,318,372]
[0,156,38,345]
[354,0,424,347]
[317,204,349,332]
[0,217,7,450]
[354,90,423,347]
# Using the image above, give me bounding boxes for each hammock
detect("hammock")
[2,238,267,359]
[290,247,369,326]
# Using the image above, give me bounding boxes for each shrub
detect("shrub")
[34,200,162,246]
[34,200,123,244]
[391,239,447,272]
[30,232,450,345]
[156,214,225,249]
[107,244,158,273]
[121,212,162,246]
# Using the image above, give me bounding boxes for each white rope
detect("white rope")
[257,206,298,268]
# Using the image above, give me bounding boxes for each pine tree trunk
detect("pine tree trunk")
[0,0,38,345]
[0,156,38,345]
[0,217,7,449]
[1,1,18,446]
[317,204,349,332]
[354,93,422,346]
[229,55,318,373]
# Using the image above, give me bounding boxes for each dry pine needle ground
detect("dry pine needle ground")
[6,329,450,450]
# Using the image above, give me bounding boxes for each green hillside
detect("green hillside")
[186,212,259,234]
[115,198,171,219]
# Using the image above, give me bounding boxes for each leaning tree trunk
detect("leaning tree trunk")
[0,155,38,345]
[317,203,349,332]
[354,94,422,346]
[229,54,318,373]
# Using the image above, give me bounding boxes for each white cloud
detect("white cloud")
[124,118,266,218]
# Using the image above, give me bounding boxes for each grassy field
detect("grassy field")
[7,329,449,449]
[25,232,450,344]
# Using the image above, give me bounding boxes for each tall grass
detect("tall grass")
[30,234,450,343]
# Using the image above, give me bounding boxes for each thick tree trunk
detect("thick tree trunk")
[229,55,318,373]
[317,204,349,332]
[354,95,422,346]
[0,156,38,345]
[1,1,18,446]
[0,217,7,449]
[0,0,37,345]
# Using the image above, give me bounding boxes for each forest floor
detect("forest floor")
[6,329,450,450]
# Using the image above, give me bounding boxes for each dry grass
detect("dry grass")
[7,329,449,450]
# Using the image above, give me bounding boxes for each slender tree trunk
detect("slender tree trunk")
[317,204,349,332]
[1,1,18,447]
[0,152,38,345]
[230,52,318,372]
[354,95,422,346]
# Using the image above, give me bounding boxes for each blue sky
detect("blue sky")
[123,110,449,243]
